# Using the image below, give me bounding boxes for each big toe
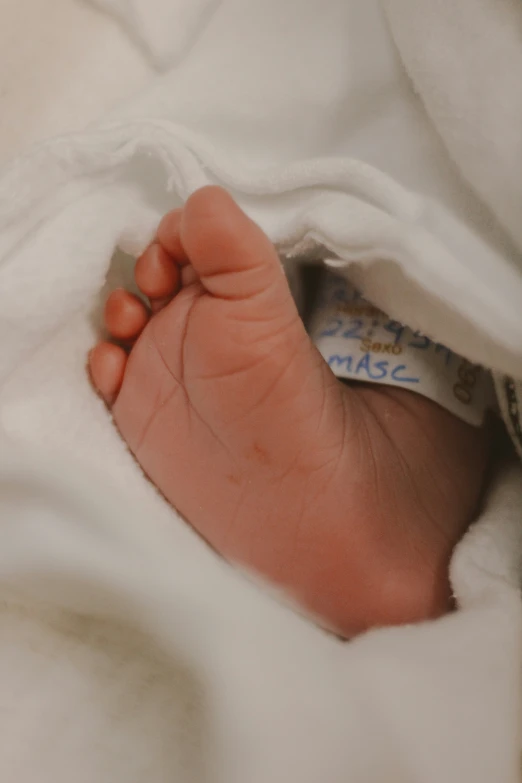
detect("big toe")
[180,186,289,306]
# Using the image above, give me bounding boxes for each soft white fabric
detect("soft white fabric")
[88,0,219,68]
[0,0,153,164]
[0,0,522,781]
[1,447,522,783]
[382,0,522,251]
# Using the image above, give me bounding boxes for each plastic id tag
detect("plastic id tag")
[309,273,494,426]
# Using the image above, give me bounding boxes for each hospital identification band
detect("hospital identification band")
[309,273,494,426]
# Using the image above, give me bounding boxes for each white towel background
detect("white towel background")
[0,0,154,164]
[88,0,219,68]
[0,1,522,782]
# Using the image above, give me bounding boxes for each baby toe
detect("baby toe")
[104,289,150,341]
[135,242,181,304]
[89,342,127,404]
[156,208,189,262]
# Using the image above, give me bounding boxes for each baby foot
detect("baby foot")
[89,187,489,637]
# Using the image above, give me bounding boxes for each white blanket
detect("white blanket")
[1,1,522,781]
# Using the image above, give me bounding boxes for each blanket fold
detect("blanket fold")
[89,0,220,68]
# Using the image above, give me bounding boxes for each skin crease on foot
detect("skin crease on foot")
[89,186,490,638]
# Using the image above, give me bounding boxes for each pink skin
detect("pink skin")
[89,186,489,637]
